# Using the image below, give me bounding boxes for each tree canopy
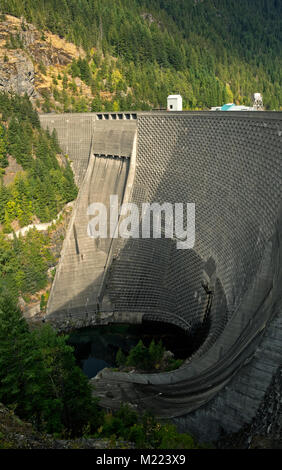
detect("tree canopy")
[0,92,78,231]
[0,0,281,109]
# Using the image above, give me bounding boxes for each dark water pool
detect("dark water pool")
[68,320,210,379]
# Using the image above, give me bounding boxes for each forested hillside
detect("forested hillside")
[0,94,98,442]
[0,93,77,229]
[1,0,281,110]
[0,1,280,448]
[0,93,77,303]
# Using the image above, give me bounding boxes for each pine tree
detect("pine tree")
[116,348,126,367]
[0,294,44,423]
[0,125,8,169]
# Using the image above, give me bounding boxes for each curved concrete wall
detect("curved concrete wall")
[107,113,281,324]
[93,112,282,439]
[40,111,282,440]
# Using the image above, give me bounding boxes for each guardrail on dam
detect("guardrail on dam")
[39,111,282,441]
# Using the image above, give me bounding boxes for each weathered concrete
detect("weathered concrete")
[40,111,282,441]
[40,113,96,186]
[40,114,137,186]
[41,116,137,326]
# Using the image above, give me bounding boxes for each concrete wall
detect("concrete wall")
[42,115,137,328]
[93,112,282,440]
[40,113,96,186]
[40,111,282,440]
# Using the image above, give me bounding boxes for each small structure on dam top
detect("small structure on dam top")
[211,92,264,111]
[167,94,183,111]
[211,103,256,111]
[252,92,264,110]
[39,110,282,442]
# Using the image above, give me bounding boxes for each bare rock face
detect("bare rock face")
[0,51,38,97]
[0,14,82,100]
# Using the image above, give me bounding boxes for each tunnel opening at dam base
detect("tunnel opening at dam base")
[68,318,211,379]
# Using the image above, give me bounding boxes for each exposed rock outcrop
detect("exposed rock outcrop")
[0,14,83,100]
[3,156,24,186]
[0,51,37,97]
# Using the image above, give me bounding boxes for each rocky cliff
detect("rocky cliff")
[0,50,36,97]
[0,14,86,104]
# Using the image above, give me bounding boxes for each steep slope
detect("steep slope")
[0,1,281,109]
[0,402,113,449]
[0,92,78,317]
[0,15,92,111]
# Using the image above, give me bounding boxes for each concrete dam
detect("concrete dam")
[39,111,282,441]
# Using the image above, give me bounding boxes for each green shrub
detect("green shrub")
[116,348,126,367]
[126,340,152,370]
[118,339,167,371]
[0,294,104,437]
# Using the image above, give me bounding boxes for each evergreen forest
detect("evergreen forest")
[0,0,280,448]
[1,0,281,110]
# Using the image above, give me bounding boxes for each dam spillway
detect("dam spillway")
[39,116,137,322]
[46,154,130,319]
[39,111,282,440]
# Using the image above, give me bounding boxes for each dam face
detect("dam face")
[40,111,282,441]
